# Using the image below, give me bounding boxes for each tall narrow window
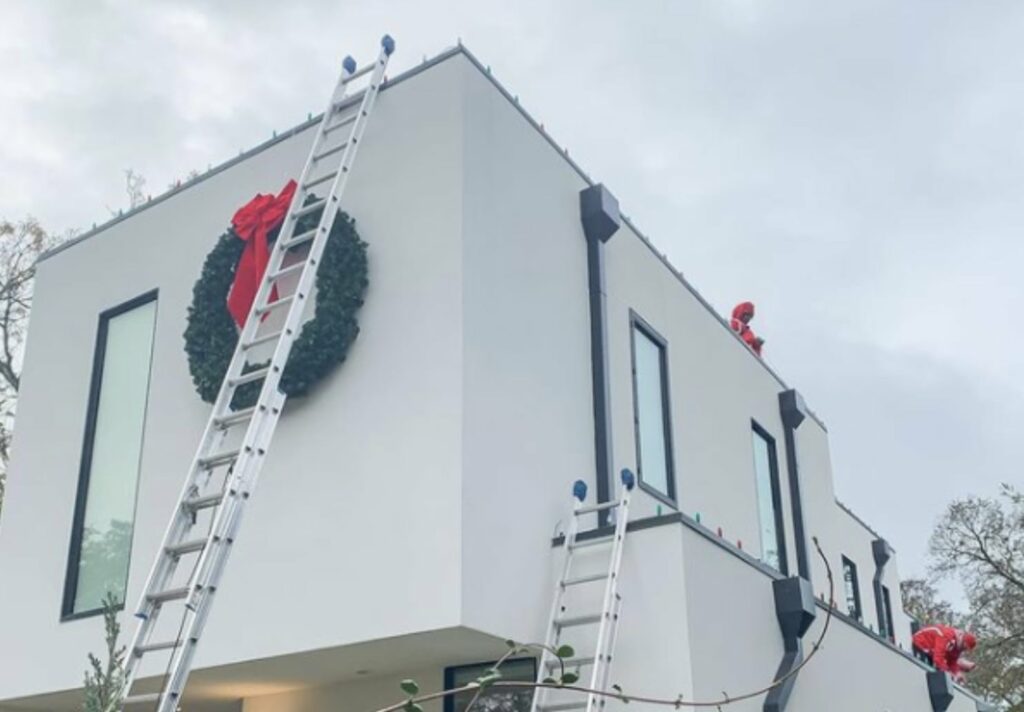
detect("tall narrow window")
[630,315,674,502]
[842,556,862,621]
[881,585,896,642]
[751,423,786,573]
[63,292,157,618]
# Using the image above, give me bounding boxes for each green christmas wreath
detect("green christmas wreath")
[183,200,368,409]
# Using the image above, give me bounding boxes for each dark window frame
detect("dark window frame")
[628,311,676,506]
[841,555,863,622]
[443,658,537,712]
[881,584,896,642]
[61,290,158,621]
[750,420,788,575]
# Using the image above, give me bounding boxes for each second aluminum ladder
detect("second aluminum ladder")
[532,469,635,712]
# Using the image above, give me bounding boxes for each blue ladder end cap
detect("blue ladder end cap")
[343,56,357,74]
[620,468,636,490]
[381,34,396,56]
[572,479,588,502]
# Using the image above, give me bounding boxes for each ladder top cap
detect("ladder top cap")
[382,34,396,55]
[573,479,588,502]
[343,56,357,74]
[620,468,636,490]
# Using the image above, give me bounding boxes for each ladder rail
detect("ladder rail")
[117,35,395,712]
[586,489,631,712]
[534,494,584,697]
[596,595,623,703]
[532,473,633,712]
[153,387,285,709]
[121,425,230,686]
[185,41,390,608]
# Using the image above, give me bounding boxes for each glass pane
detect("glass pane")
[843,559,861,620]
[634,328,670,496]
[751,431,779,570]
[72,299,157,613]
[882,586,895,640]
[450,659,535,712]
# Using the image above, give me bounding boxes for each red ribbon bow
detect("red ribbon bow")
[226,180,297,328]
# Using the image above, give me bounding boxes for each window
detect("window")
[841,556,862,621]
[630,315,675,502]
[751,423,785,572]
[63,292,157,618]
[881,585,896,642]
[444,659,536,712]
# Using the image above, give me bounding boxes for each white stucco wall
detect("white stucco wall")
[0,44,960,711]
[458,57,595,641]
[678,519,981,712]
[239,520,983,712]
[0,53,469,702]
[598,206,808,581]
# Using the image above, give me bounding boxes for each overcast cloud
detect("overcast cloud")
[2,0,1021,599]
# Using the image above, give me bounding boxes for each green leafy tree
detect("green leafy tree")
[83,592,126,712]
[928,485,1024,710]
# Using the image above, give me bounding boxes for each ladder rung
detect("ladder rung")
[267,260,307,282]
[324,112,359,136]
[124,693,163,705]
[562,572,607,587]
[242,331,284,352]
[343,63,375,83]
[183,492,224,511]
[279,229,317,251]
[291,197,328,219]
[570,535,615,550]
[312,141,349,163]
[538,703,587,712]
[166,538,207,556]
[198,449,241,470]
[147,587,189,604]
[575,500,620,516]
[135,639,182,655]
[303,170,338,191]
[213,406,257,428]
[554,613,602,628]
[254,294,295,316]
[546,656,596,670]
[228,367,271,388]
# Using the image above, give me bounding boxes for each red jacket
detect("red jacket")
[730,302,763,355]
[912,626,971,674]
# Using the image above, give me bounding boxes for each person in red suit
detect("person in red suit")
[730,301,764,356]
[912,625,977,683]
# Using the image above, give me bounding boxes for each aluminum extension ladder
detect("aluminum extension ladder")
[116,35,396,712]
[532,469,635,712]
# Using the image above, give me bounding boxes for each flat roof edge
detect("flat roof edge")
[37,45,465,264]
[37,40,826,430]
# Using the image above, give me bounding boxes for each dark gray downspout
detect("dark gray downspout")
[763,577,817,712]
[580,185,621,527]
[926,671,954,712]
[872,538,893,638]
[779,389,811,581]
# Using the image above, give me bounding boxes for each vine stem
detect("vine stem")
[374,537,835,712]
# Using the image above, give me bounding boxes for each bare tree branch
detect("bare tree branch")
[0,217,63,515]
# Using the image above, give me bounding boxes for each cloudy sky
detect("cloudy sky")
[2,1,1021,598]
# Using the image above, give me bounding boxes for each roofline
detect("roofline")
[38,41,826,430]
[37,44,466,264]
[835,498,890,547]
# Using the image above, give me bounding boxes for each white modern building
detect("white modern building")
[0,44,992,712]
